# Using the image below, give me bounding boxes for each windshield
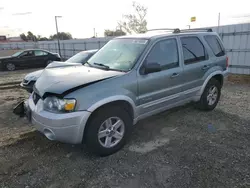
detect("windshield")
[87,39,148,71]
[66,52,90,64]
[12,51,24,57]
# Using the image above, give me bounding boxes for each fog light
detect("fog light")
[43,129,55,140]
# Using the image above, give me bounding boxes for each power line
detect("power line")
[12,12,32,16]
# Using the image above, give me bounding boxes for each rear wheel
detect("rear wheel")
[196,78,221,111]
[5,63,16,71]
[84,106,132,156]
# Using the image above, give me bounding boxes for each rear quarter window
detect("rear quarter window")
[204,35,225,57]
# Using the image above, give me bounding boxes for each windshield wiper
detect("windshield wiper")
[85,61,92,67]
[92,62,126,72]
[93,63,110,69]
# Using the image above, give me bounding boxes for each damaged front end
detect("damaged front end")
[13,100,31,121]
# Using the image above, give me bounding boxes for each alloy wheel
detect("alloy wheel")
[98,117,125,148]
[207,86,218,106]
[6,63,15,71]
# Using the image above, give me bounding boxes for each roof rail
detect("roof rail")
[179,28,213,33]
[147,28,181,33]
[147,28,212,34]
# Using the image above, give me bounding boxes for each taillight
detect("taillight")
[226,56,229,68]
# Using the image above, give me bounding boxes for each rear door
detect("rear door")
[34,50,49,67]
[180,36,210,97]
[137,37,185,116]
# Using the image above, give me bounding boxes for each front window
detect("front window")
[12,51,23,57]
[87,39,148,71]
[146,38,179,70]
[19,51,34,57]
[66,52,90,64]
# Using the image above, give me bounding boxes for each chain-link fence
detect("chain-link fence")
[0,37,114,60]
[1,24,250,74]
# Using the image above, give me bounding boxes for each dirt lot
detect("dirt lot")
[0,50,19,57]
[0,71,250,188]
[0,69,41,84]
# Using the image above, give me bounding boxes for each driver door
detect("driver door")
[137,37,184,116]
[18,51,36,68]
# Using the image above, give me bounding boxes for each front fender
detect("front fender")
[87,95,137,118]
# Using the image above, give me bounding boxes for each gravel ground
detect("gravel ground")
[0,81,249,188]
[0,69,41,84]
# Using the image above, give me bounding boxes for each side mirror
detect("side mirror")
[144,62,161,74]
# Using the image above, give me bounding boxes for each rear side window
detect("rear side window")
[204,35,225,57]
[181,37,207,65]
[34,50,48,56]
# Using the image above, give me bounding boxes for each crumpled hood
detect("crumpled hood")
[35,65,125,97]
[46,61,82,68]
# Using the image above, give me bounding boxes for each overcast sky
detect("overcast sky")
[0,0,250,38]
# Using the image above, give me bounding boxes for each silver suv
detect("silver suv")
[15,28,228,156]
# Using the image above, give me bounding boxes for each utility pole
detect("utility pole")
[93,28,96,37]
[218,13,221,34]
[55,16,62,56]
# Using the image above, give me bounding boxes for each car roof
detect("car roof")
[22,49,51,53]
[117,31,217,40]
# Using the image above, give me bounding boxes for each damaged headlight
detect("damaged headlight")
[43,96,76,113]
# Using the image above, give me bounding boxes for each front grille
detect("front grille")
[32,92,41,105]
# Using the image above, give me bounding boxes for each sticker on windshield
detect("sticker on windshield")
[132,40,148,44]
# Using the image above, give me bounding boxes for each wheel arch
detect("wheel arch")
[199,71,224,96]
[82,96,136,142]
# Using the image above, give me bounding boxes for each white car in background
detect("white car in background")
[20,49,98,93]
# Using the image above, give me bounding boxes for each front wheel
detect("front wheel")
[196,78,221,111]
[84,106,132,156]
[5,63,16,71]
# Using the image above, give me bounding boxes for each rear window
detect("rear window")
[204,35,225,57]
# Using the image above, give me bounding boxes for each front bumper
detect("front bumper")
[27,95,91,144]
[223,69,229,77]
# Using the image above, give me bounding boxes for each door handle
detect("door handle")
[202,65,210,70]
[171,73,179,78]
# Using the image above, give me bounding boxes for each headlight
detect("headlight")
[25,75,37,81]
[43,96,76,113]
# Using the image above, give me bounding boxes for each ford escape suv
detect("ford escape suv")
[14,28,228,156]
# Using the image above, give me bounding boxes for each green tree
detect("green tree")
[26,31,37,41]
[50,32,73,40]
[104,29,126,37]
[39,37,49,41]
[20,33,27,41]
[118,1,147,34]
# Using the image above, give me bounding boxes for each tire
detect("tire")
[84,106,133,156]
[5,63,16,71]
[196,78,221,111]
